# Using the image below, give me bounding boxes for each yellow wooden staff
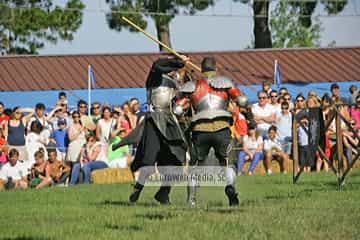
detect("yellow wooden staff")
[122,16,201,72]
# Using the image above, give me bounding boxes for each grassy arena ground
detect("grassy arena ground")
[1,171,360,240]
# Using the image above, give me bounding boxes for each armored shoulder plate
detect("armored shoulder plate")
[179,81,196,93]
[208,76,234,89]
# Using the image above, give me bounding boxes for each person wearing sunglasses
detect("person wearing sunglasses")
[252,91,276,138]
[6,107,34,161]
[91,102,102,125]
[66,111,86,167]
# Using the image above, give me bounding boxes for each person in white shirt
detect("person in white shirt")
[269,90,280,113]
[0,148,28,189]
[237,125,264,175]
[275,102,292,155]
[252,91,276,138]
[263,126,288,175]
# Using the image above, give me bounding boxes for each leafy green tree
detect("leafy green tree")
[270,1,322,48]
[235,0,347,49]
[106,0,214,51]
[0,0,84,55]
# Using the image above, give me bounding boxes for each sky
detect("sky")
[38,0,360,55]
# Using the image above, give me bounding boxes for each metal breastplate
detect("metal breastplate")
[148,74,177,112]
[194,94,228,113]
[149,86,175,111]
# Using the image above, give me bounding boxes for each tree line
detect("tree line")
[0,0,348,55]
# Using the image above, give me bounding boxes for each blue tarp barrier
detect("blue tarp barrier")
[0,81,358,110]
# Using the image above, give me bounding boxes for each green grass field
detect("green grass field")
[1,171,360,240]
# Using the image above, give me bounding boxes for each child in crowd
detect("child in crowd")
[298,116,312,172]
[50,118,69,161]
[263,126,288,175]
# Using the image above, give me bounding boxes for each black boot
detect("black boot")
[129,182,144,203]
[154,186,171,205]
[225,185,239,206]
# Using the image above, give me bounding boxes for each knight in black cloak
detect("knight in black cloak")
[113,55,189,204]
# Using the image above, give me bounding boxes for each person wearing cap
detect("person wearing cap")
[50,118,69,161]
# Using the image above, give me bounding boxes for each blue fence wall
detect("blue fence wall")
[0,81,358,110]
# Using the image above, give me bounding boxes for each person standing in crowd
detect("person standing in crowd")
[108,126,133,168]
[96,106,116,144]
[0,102,10,141]
[283,93,294,110]
[0,149,28,189]
[47,103,70,131]
[6,107,34,161]
[77,100,96,133]
[50,118,69,161]
[91,102,102,125]
[237,125,264,176]
[0,136,8,169]
[252,91,276,138]
[27,103,52,145]
[298,115,312,173]
[263,126,288,175]
[25,121,47,170]
[269,90,280,112]
[69,134,108,185]
[66,111,86,166]
[330,83,343,103]
[294,94,306,114]
[278,87,288,98]
[350,94,360,130]
[262,80,273,96]
[348,85,358,106]
[276,101,292,156]
[129,97,144,124]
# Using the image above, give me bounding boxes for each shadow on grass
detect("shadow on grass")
[105,223,142,231]
[98,200,158,207]
[136,212,175,220]
[2,237,50,240]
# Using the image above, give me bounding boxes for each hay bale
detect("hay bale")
[0,180,5,191]
[91,168,134,184]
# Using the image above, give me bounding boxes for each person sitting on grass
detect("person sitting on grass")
[263,125,288,175]
[44,148,70,186]
[69,134,108,185]
[0,148,28,189]
[237,124,264,176]
[29,148,49,189]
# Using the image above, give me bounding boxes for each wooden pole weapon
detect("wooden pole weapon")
[122,16,201,72]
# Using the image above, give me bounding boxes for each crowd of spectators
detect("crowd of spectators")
[0,92,143,189]
[231,81,360,175]
[0,81,360,190]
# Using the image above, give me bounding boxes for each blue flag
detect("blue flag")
[88,65,96,88]
[274,60,281,88]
